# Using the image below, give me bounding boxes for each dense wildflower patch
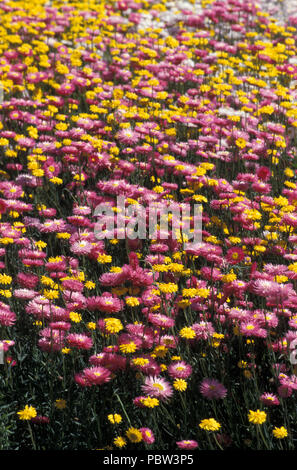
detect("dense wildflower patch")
[1,0,297,451]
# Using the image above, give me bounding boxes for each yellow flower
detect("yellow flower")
[132,357,150,367]
[108,414,122,424]
[0,238,14,245]
[248,409,267,425]
[141,396,160,408]
[199,418,221,431]
[69,311,82,323]
[34,240,47,250]
[125,296,140,307]
[152,264,169,272]
[55,399,67,410]
[119,342,137,354]
[272,426,288,439]
[284,167,294,178]
[43,289,59,300]
[179,327,196,339]
[126,427,143,443]
[152,345,168,358]
[97,254,112,264]
[50,177,63,185]
[32,169,44,177]
[274,196,288,207]
[243,370,253,379]
[114,436,127,448]
[171,356,181,361]
[0,289,12,298]
[41,276,55,287]
[221,271,237,283]
[157,282,178,294]
[153,185,165,193]
[0,274,12,285]
[85,280,96,289]
[110,266,123,273]
[235,137,247,148]
[288,263,297,273]
[17,405,37,420]
[173,379,188,391]
[61,348,71,354]
[104,318,123,334]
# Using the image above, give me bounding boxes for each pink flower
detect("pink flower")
[141,376,173,401]
[77,366,112,386]
[61,279,84,292]
[140,427,155,444]
[16,272,39,289]
[38,333,65,352]
[0,182,23,199]
[148,313,175,329]
[0,340,15,352]
[62,291,86,309]
[70,240,93,256]
[66,333,93,350]
[277,384,293,398]
[14,288,38,300]
[199,378,227,400]
[43,157,62,178]
[260,393,280,406]
[131,354,161,376]
[41,219,67,234]
[49,321,71,331]
[279,373,297,391]
[226,246,245,265]
[0,309,16,326]
[125,323,155,349]
[89,352,127,372]
[31,416,50,424]
[45,257,67,272]
[256,166,271,181]
[99,270,127,286]
[168,361,192,379]
[192,321,215,340]
[116,127,140,145]
[176,440,198,450]
[200,266,222,281]
[160,334,178,349]
[240,320,267,338]
[86,293,123,313]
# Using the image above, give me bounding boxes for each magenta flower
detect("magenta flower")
[66,333,93,350]
[199,378,227,400]
[140,427,155,444]
[226,246,245,265]
[260,393,280,406]
[86,293,123,313]
[176,440,198,450]
[168,361,192,379]
[78,366,112,386]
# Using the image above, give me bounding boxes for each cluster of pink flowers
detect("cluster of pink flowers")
[2,0,297,451]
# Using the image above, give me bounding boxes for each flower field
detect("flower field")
[1,0,297,451]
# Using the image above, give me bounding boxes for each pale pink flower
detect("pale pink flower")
[141,376,173,401]
[200,378,227,400]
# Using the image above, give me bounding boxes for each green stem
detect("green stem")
[213,433,224,451]
[115,392,131,426]
[27,421,36,450]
